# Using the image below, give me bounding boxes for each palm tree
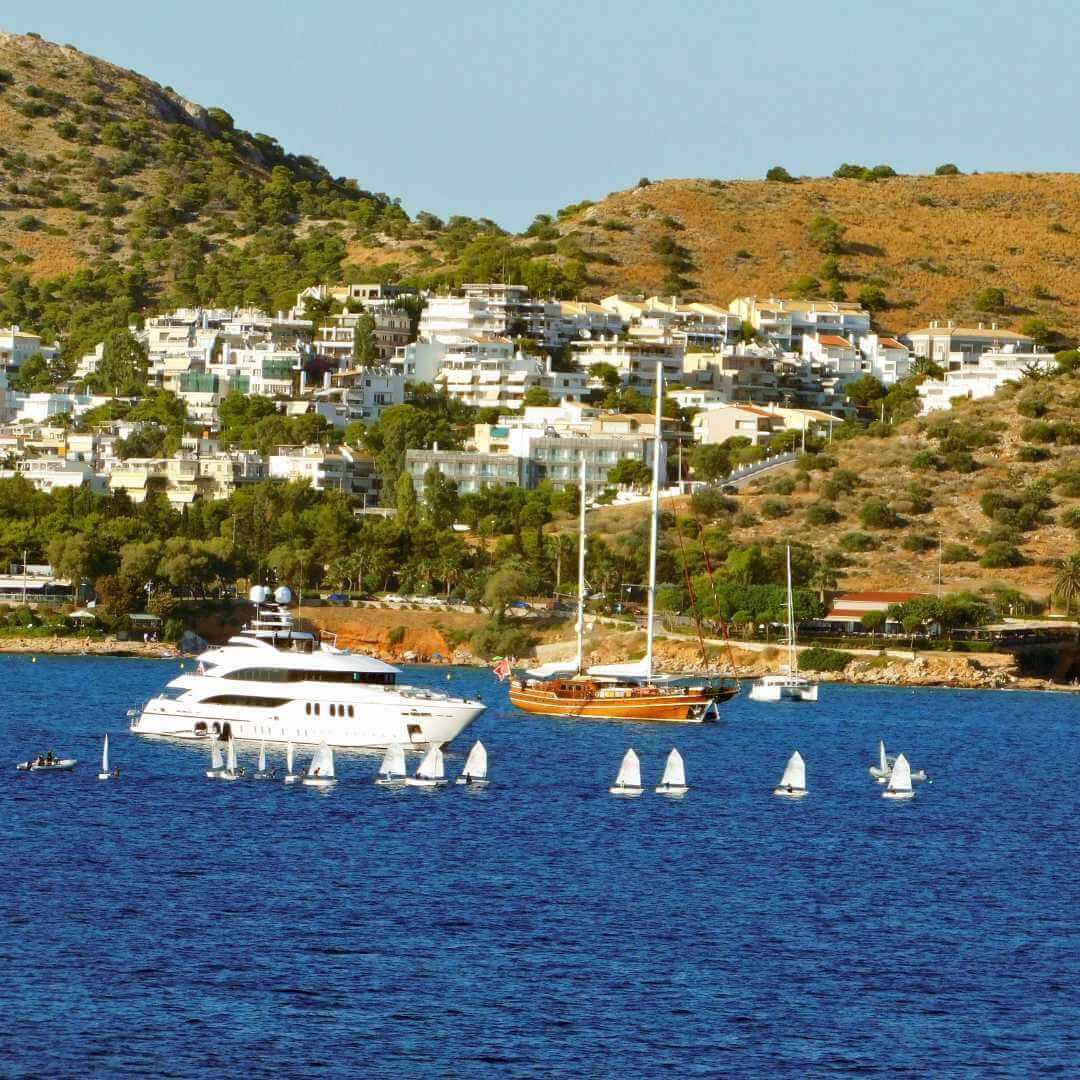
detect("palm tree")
[1053,554,1080,615]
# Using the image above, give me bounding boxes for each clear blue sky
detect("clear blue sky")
[6,1,1079,230]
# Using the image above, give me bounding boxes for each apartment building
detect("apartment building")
[109,444,267,505]
[405,449,530,495]
[419,284,549,341]
[604,295,741,350]
[858,334,911,384]
[267,444,377,497]
[314,310,412,364]
[917,348,1056,414]
[328,365,407,424]
[692,404,782,446]
[569,336,684,389]
[729,297,872,348]
[0,326,59,371]
[904,321,1035,368]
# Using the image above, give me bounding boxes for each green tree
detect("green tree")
[483,566,531,617]
[808,215,845,254]
[690,443,731,483]
[395,471,418,526]
[1053,553,1080,614]
[766,165,795,182]
[1020,317,1054,347]
[352,311,378,366]
[845,374,886,408]
[934,163,962,176]
[861,610,886,638]
[97,328,149,395]
[974,287,1006,313]
[422,466,458,530]
[857,285,888,312]
[523,385,554,406]
[607,458,651,488]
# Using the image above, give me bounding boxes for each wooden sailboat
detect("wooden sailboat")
[375,743,406,786]
[749,546,819,702]
[609,748,644,796]
[508,362,738,722]
[773,750,807,797]
[655,747,688,796]
[456,740,488,786]
[406,745,447,788]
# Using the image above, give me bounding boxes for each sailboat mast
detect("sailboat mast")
[787,544,798,676]
[575,454,587,674]
[644,360,664,683]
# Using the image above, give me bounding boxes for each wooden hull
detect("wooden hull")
[508,681,738,722]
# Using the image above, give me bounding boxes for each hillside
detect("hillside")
[587,370,1080,608]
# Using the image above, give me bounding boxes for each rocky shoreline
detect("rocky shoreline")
[0,636,180,659]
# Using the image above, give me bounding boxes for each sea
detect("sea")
[0,655,1076,1078]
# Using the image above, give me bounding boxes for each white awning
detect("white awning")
[525,661,579,678]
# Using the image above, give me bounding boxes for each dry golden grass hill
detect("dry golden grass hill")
[585,371,1080,608]
[540,173,1080,340]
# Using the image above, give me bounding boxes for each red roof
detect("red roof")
[877,337,905,349]
[818,334,853,348]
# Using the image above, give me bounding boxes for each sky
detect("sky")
[5,0,1079,231]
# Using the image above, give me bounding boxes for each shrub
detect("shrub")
[1021,420,1054,443]
[691,489,735,517]
[944,451,978,473]
[974,286,1006,313]
[760,499,790,519]
[766,165,795,182]
[1061,507,1080,530]
[860,498,901,529]
[934,163,962,176]
[1017,397,1049,419]
[387,626,406,646]
[1017,445,1052,462]
[911,450,944,471]
[733,511,757,528]
[770,476,796,496]
[798,453,837,472]
[901,534,937,553]
[980,542,1024,568]
[799,647,853,672]
[16,215,42,231]
[790,274,821,299]
[806,503,840,526]
[808,214,845,254]
[858,285,888,311]
[819,468,860,499]
[942,543,977,563]
[1031,283,1051,299]
[840,531,879,552]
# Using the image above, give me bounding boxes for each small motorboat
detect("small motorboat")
[17,754,76,773]
[609,748,644,796]
[455,740,488,786]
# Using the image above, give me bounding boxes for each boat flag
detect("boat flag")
[196,660,206,676]
[493,657,512,682]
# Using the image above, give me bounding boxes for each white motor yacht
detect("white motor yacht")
[131,586,485,750]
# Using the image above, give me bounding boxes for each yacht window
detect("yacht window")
[305,703,311,715]
[348,705,354,718]
[314,704,320,716]
[202,695,290,708]
[223,667,395,686]
[329,704,336,717]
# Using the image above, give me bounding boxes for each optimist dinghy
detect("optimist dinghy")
[773,750,807,798]
[883,753,914,800]
[302,740,337,787]
[253,740,274,780]
[205,737,225,779]
[375,743,407,786]
[219,738,243,781]
[283,741,302,784]
[869,740,895,780]
[456,741,488,786]
[655,747,688,796]
[97,734,112,780]
[406,745,447,788]
[609,748,644,796]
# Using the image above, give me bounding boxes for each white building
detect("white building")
[917,348,1056,413]
[267,444,377,497]
[419,284,549,342]
[858,334,911,384]
[569,336,684,389]
[729,297,872,348]
[0,327,58,372]
[904,321,1035,369]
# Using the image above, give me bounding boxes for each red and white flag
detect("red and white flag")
[493,657,512,682]
[196,661,206,676]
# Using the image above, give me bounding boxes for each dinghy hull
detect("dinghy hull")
[405,777,447,787]
[882,790,914,800]
[375,776,406,786]
[772,787,807,798]
[609,785,643,796]
[655,784,688,795]
[283,773,302,784]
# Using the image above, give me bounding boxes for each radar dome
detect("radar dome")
[274,586,293,605]
[248,585,269,604]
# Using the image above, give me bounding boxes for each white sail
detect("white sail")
[888,753,913,794]
[461,741,487,781]
[322,743,335,779]
[659,748,685,788]
[286,741,294,773]
[210,738,223,770]
[879,740,887,774]
[379,743,406,778]
[614,748,642,789]
[778,750,805,790]
[101,734,109,774]
[258,741,267,772]
[416,745,444,780]
[310,739,334,779]
[226,739,237,773]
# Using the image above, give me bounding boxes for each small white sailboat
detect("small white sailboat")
[883,753,914,800]
[869,740,895,780]
[609,748,644,796]
[750,546,819,703]
[205,737,225,779]
[456,740,488,786]
[219,738,242,781]
[253,740,273,780]
[97,734,112,781]
[773,750,807,797]
[375,743,407,786]
[302,740,337,787]
[655,747,687,796]
[406,745,447,788]
[283,740,301,784]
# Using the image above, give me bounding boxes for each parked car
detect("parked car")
[326,593,350,605]
[721,484,738,495]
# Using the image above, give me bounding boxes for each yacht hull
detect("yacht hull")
[509,682,736,722]
[749,681,819,702]
[132,697,483,749]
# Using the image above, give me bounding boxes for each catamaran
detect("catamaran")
[883,753,914,800]
[509,363,738,722]
[375,743,407,785]
[609,748,644,796]
[655,747,688,796]
[301,740,336,788]
[406,745,447,788]
[773,750,807,797]
[749,546,819,702]
[456,740,488,786]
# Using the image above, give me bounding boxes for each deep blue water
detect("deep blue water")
[0,655,1077,1078]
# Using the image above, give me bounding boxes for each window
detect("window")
[224,667,395,686]
[329,704,336,717]
[314,704,320,716]
[203,695,290,708]
[348,705,354,718]
[305,703,311,715]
